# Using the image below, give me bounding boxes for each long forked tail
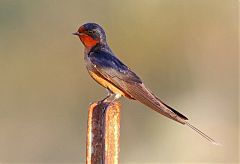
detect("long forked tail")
[185,122,221,146]
[124,83,221,145]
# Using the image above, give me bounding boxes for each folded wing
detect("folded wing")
[89,50,188,124]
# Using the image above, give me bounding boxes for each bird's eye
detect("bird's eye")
[88,30,95,34]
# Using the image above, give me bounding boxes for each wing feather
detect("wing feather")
[89,50,188,124]
[122,82,188,124]
[87,49,219,144]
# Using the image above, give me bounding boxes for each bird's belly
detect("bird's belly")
[88,71,126,96]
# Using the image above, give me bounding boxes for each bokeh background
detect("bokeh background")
[0,0,239,163]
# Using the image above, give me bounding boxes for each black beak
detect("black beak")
[72,32,80,36]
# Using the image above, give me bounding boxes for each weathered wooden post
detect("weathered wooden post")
[86,101,121,164]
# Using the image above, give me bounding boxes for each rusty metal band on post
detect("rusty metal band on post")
[86,101,121,164]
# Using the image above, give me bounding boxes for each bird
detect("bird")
[73,22,219,145]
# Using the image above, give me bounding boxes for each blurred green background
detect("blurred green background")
[0,0,238,163]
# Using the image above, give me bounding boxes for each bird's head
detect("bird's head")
[73,23,106,49]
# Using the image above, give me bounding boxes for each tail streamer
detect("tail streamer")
[185,122,221,146]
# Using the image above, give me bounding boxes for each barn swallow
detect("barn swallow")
[73,23,219,145]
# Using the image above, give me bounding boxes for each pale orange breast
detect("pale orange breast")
[89,71,126,97]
